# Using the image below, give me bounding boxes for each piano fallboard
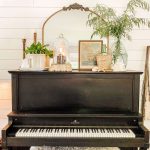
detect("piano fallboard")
[7,112,141,126]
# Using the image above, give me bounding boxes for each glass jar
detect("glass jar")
[53,34,70,64]
[111,41,128,71]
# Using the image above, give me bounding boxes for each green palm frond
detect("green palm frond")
[87,0,150,61]
[125,0,150,14]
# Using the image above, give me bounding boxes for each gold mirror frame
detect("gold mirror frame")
[41,3,110,54]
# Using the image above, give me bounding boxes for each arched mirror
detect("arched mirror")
[42,3,108,69]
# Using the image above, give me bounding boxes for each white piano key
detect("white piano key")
[15,128,136,138]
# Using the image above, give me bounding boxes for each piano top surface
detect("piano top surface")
[8,70,143,74]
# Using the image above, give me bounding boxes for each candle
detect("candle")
[22,38,26,59]
[59,48,63,54]
[33,32,37,44]
[57,48,66,64]
[57,54,62,64]
[63,55,66,64]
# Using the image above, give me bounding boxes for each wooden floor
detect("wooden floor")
[0,80,12,139]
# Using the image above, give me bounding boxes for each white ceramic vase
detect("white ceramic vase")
[26,54,46,70]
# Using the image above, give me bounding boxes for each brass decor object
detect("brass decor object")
[41,3,110,53]
[63,3,89,11]
[33,32,37,45]
[22,38,26,59]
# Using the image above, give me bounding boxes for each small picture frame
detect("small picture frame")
[79,40,103,70]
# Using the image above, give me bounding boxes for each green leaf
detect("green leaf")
[25,41,53,57]
[87,0,150,61]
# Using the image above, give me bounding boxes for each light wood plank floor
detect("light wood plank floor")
[0,80,11,138]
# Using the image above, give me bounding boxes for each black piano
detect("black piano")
[1,70,149,150]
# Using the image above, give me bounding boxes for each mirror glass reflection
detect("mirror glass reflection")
[44,10,99,69]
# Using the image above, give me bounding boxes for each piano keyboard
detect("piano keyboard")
[15,128,135,138]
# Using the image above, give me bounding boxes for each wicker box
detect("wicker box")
[96,54,112,71]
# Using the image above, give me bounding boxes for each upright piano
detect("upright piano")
[1,70,149,150]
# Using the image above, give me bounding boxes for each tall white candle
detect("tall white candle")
[59,48,63,54]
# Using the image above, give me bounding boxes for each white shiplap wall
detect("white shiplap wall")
[0,0,150,79]
[0,0,150,141]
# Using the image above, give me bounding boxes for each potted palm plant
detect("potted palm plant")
[87,0,150,70]
[25,42,53,70]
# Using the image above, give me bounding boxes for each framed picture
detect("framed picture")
[79,40,103,70]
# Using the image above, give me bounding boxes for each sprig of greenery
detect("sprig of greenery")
[87,0,150,63]
[125,0,150,14]
[87,5,116,38]
[25,42,53,58]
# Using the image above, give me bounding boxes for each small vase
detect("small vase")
[112,54,127,71]
[26,54,46,70]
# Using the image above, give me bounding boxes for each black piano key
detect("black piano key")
[41,129,44,132]
[18,129,22,132]
[110,129,114,133]
[118,129,121,133]
[125,129,129,133]
[85,129,88,133]
[49,129,52,133]
[116,129,119,133]
[107,129,110,133]
[65,129,67,132]
[99,129,101,133]
[123,129,126,133]
[25,129,29,132]
[112,129,115,133]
